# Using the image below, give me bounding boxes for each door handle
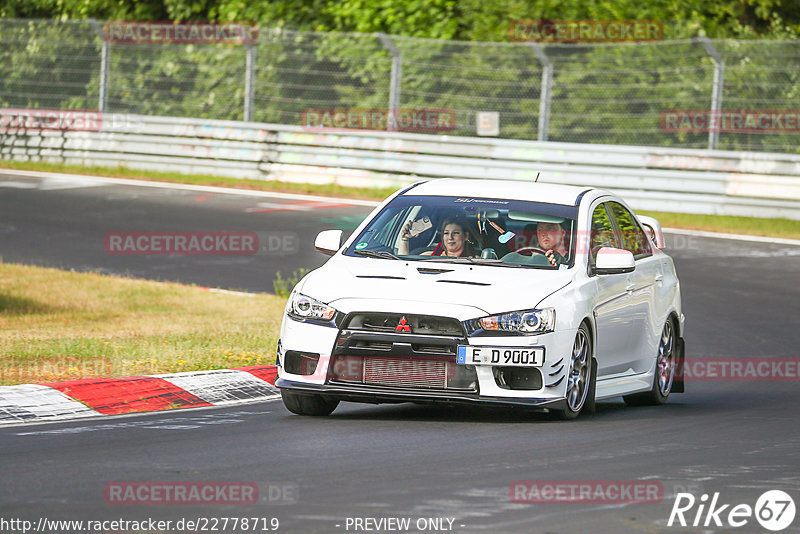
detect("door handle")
[654,273,664,282]
[625,283,635,292]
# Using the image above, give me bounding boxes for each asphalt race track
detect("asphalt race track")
[0,172,374,292]
[2,172,800,533]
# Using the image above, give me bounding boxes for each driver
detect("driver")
[536,222,569,266]
[399,217,477,257]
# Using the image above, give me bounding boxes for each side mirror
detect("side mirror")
[637,215,665,249]
[595,247,635,275]
[315,229,343,256]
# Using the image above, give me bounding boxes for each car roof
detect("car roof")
[404,179,593,206]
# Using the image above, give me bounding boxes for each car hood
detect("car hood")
[300,257,573,318]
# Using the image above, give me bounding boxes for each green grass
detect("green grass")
[2,159,799,239]
[0,261,284,385]
[639,211,800,240]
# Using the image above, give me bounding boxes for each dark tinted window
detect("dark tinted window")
[608,202,652,258]
[345,195,578,269]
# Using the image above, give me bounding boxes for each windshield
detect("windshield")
[345,195,578,268]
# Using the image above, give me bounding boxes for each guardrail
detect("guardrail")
[2,113,800,219]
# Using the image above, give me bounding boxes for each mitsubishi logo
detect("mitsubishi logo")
[395,316,412,332]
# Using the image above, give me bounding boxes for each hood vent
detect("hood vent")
[416,267,454,275]
[436,279,491,287]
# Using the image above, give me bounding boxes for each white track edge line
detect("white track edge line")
[662,227,800,246]
[2,397,282,429]
[3,168,798,245]
[0,168,380,206]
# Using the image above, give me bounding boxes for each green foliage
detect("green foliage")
[323,0,460,39]
[0,21,100,109]
[250,29,381,125]
[3,0,799,39]
[210,0,333,30]
[272,268,310,298]
[2,1,800,152]
[0,0,169,21]
[103,42,248,119]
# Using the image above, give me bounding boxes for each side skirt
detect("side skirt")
[594,373,652,401]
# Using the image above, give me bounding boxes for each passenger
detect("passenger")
[398,218,477,257]
[536,222,569,266]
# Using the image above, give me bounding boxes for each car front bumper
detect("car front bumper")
[275,377,567,410]
[277,312,577,409]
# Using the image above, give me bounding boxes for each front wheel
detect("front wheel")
[281,389,339,416]
[555,324,595,420]
[624,319,676,406]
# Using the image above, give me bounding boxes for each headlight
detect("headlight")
[476,308,555,335]
[287,292,337,322]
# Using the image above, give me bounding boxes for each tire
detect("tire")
[281,389,339,416]
[555,323,595,420]
[623,319,676,406]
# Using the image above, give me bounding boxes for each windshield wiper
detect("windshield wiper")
[418,257,524,267]
[354,250,402,260]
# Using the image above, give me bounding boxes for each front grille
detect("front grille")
[343,312,464,336]
[329,355,478,391]
[364,357,448,388]
[330,312,475,391]
[412,343,455,354]
[351,340,392,351]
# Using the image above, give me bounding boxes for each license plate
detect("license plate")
[457,345,544,366]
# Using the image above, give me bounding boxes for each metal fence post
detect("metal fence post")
[98,41,110,113]
[244,44,256,122]
[530,44,552,142]
[88,19,109,112]
[698,37,725,150]
[377,33,402,131]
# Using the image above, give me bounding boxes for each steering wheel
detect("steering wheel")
[514,246,548,256]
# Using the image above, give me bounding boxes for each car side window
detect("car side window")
[590,203,619,263]
[608,202,652,258]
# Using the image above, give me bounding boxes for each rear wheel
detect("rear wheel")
[624,319,676,406]
[281,389,339,416]
[555,324,595,420]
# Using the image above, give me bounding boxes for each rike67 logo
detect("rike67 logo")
[668,490,796,531]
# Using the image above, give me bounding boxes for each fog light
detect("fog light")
[284,351,320,375]
[493,366,543,390]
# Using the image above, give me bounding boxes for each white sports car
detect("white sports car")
[275,179,685,419]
